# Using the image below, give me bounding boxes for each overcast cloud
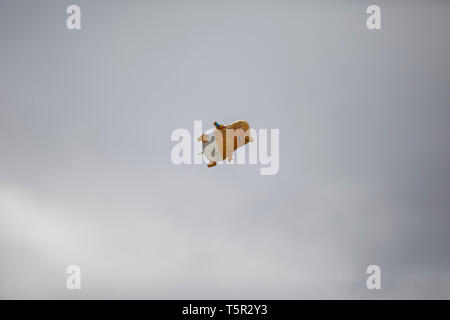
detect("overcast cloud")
[0,0,449,299]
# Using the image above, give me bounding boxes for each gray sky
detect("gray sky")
[0,0,449,299]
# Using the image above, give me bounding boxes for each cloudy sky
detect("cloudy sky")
[1,0,449,299]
